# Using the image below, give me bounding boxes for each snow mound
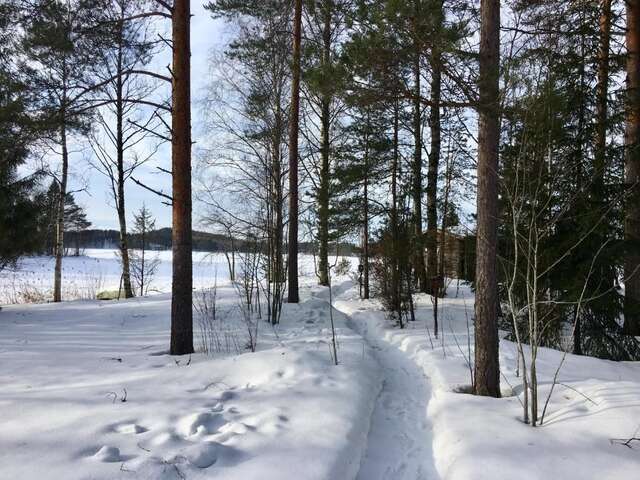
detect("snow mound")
[114,423,146,434]
[183,441,219,468]
[178,412,227,437]
[92,445,122,463]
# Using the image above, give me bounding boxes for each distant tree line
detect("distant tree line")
[66,226,358,255]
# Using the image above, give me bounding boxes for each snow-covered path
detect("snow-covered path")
[355,336,437,480]
[334,287,439,480]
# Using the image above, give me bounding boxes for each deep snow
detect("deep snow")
[2,251,640,479]
[0,254,380,479]
[335,283,640,480]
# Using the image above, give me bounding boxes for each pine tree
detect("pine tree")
[129,204,159,296]
[0,2,41,271]
[625,0,640,336]
[333,101,391,300]
[170,0,194,355]
[474,0,501,398]
[287,0,303,303]
[21,0,105,302]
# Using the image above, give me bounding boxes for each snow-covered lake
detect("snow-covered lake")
[0,249,324,305]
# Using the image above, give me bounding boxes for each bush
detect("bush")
[334,258,352,277]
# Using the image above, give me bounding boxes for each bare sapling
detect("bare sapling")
[327,265,338,365]
[234,235,261,352]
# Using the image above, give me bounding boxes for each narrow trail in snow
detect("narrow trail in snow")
[333,291,439,480]
[355,336,437,480]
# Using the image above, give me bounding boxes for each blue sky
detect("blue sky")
[76,3,227,230]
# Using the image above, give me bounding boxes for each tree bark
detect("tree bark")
[170,0,194,355]
[474,0,501,397]
[53,121,68,303]
[412,1,428,294]
[287,0,302,303]
[115,16,134,299]
[426,1,443,286]
[391,99,401,318]
[317,0,332,287]
[626,0,640,336]
[363,130,370,300]
[594,0,612,188]
[427,35,441,286]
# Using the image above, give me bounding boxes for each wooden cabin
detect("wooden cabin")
[425,230,475,282]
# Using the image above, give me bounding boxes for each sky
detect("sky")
[73,3,228,230]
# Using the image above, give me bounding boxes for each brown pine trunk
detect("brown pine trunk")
[170,0,194,355]
[626,0,640,335]
[412,2,427,294]
[115,18,134,299]
[317,1,332,287]
[391,100,401,318]
[594,0,612,188]
[426,1,443,285]
[474,0,501,397]
[287,0,302,303]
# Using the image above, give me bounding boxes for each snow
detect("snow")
[1,251,639,479]
[0,253,379,479]
[335,282,640,480]
[0,249,236,304]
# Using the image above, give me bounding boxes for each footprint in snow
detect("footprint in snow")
[113,422,147,435]
[92,445,123,463]
[178,412,227,437]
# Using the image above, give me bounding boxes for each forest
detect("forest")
[1,0,640,479]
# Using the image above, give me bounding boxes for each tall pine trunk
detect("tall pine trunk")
[363,128,370,300]
[426,13,442,285]
[625,0,640,335]
[412,0,427,293]
[317,0,332,287]
[594,0,612,187]
[170,0,194,355]
[287,0,302,303]
[391,100,401,318]
[474,0,501,397]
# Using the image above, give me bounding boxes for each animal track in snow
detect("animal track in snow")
[113,422,147,434]
[92,445,122,462]
[178,411,228,437]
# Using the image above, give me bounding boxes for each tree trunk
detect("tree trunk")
[317,1,332,287]
[594,0,612,188]
[426,1,443,285]
[626,0,640,336]
[140,225,146,296]
[115,21,134,299]
[170,0,194,355]
[412,27,427,294]
[53,122,68,303]
[573,304,582,355]
[391,100,401,319]
[474,0,501,398]
[363,134,370,300]
[287,0,302,303]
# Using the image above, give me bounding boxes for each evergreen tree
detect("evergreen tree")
[332,100,391,299]
[21,0,106,302]
[0,1,42,271]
